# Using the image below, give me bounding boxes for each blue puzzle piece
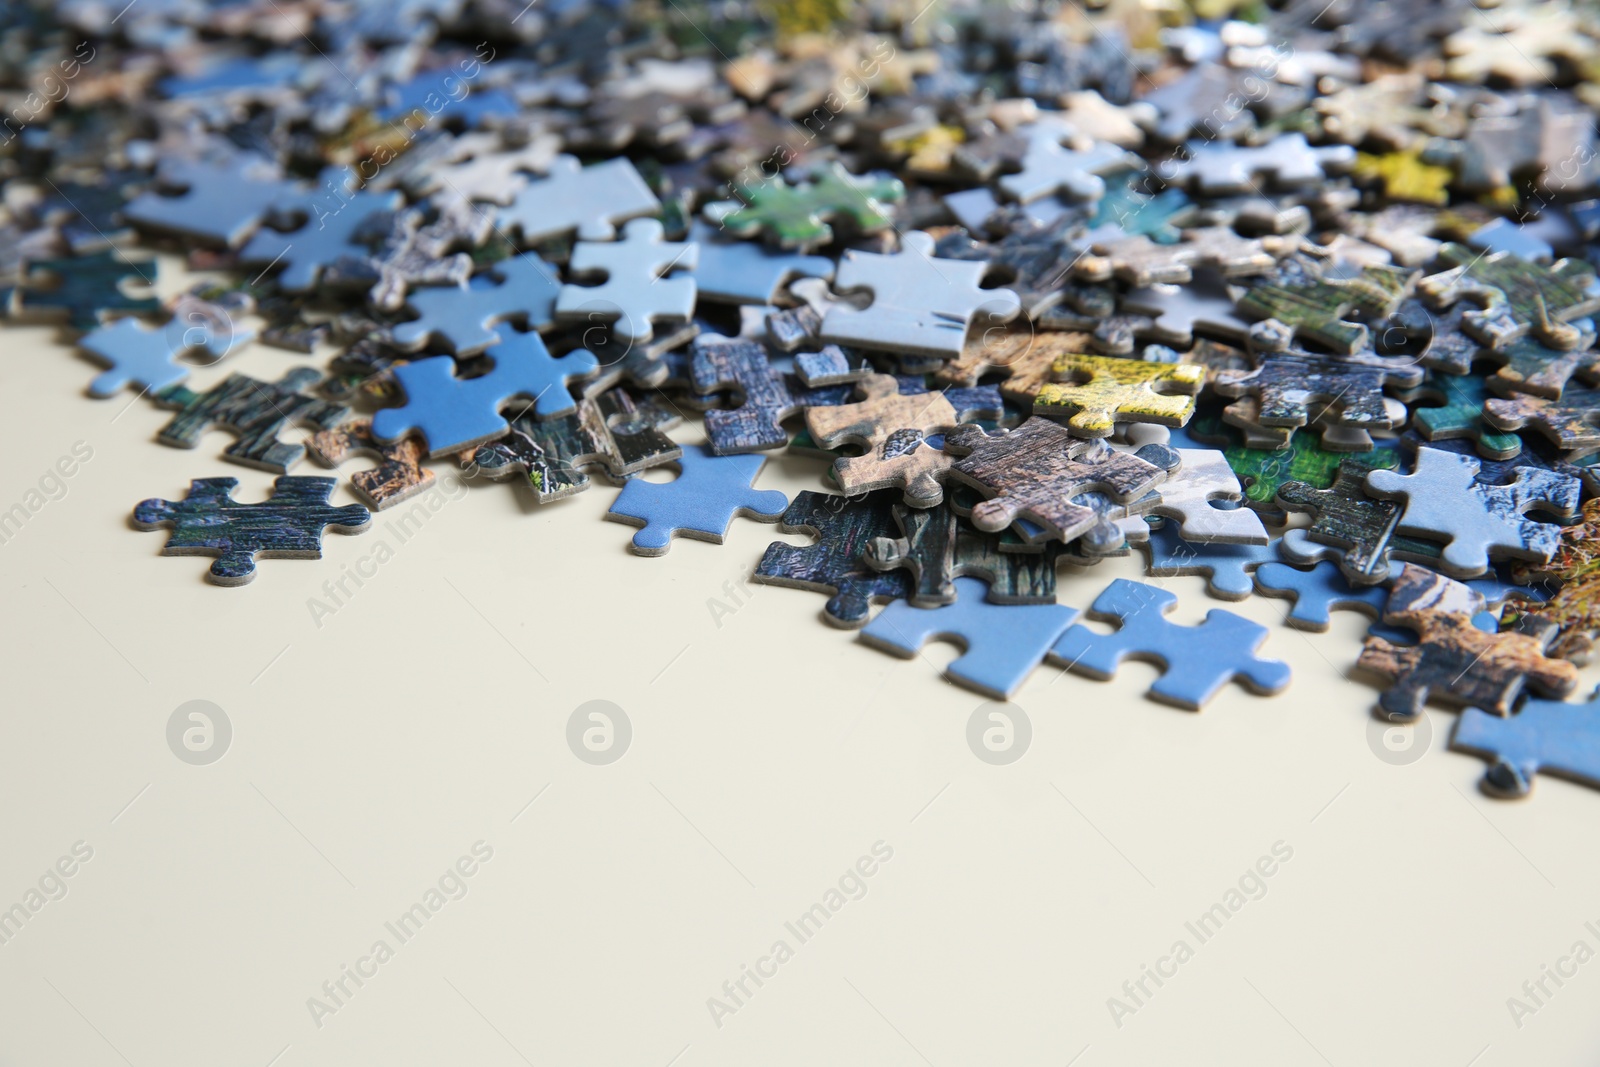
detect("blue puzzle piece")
[690,222,834,305]
[379,71,519,125]
[372,331,597,456]
[1050,578,1291,709]
[241,169,401,292]
[1453,687,1600,798]
[606,445,788,557]
[123,155,304,248]
[77,316,244,398]
[860,576,1078,699]
[1253,560,1389,631]
[1143,522,1276,599]
[392,254,562,354]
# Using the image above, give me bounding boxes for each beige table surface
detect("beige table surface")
[2,257,1599,1066]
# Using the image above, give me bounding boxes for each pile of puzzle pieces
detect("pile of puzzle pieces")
[12,0,1600,797]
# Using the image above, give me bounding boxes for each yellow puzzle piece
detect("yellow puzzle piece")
[1034,354,1204,438]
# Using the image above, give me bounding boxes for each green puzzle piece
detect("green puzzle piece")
[706,161,905,250]
[1235,251,1417,354]
[1191,409,1400,509]
[1404,372,1523,460]
[1421,242,1600,350]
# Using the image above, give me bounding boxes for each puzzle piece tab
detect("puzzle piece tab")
[1453,689,1600,798]
[605,445,788,556]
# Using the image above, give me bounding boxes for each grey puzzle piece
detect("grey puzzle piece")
[688,221,834,305]
[1119,271,1253,345]
[820,231,1022,359]
[499,155,660,244]
[556,218,697,344]
[392,253,562,355]
[1168,134,1356,194]
[998,130,1143,204]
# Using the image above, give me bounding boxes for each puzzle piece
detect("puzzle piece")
[373,331,599,457]
[930,215,1095,319]
[703,161,904,251]
[752,489,912,627]
[1076,227,1286,287]
[11,251,161,332]
[1214,348,1424,438]
[392,253,563,355]
[1233,250,1419,354]
[864,501,1065,606]
[241,171,403,292]
[556,218,697,344]
[132,476,370,586]
[1442,3,1596,86]
[1118,271,1254,346]
[1418,243,1600,351]
[1253,560,1390,631]
[1168,134,1356,194]
[1144,448,1268,544]
[1365,445,1581,577]
[690,336,849,455]
[123,155,305,248]
[1034,354,1203,438]
[935,325,1095,410]
[1049,578,1290,709]
[499,155,660,244]
[605,445,788,556]
[1402,371,1524,460]
[804,373,960,506]
[860,576,1078,699]
[997,131,1141,204]
[1358,563,1578,721]
[688,221,834,305]
[156,368,348,472]
[943,418,1174,542]
[1141,523,1277,600]
[77,315,237,398]
[820,231,1022,360]
[306,418,433,511]
[1276,453,1441,585]
[467,388,681,503]
[1454,689,1600,798]
[1484,384,1600,460]
[1513,498,1600,665]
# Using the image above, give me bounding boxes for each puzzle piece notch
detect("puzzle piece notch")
[1034,353,1203,438]
[1168,134,1356,194]
[1050,578,1291,709]
[1145,448,1268,545]
[556,218,698,344]
[1076,227,1289,287]
[1253,560,1390,632]
[241,169,403,292]
[132,476,370,586]
[1357,563,1579,721]
[860,576,1078,699]
[1484,385,1600,461]
[373,331,600,457]
[605,445,788,556]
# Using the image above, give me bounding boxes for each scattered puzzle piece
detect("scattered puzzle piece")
[1141,523,1276,600]
[132,476,370,586]
[241,171,402,292]
[805,373,960,506]
[1365,445,1581,577]
[123,155,304,248]
[1033,353,1203,438]
[1402,371,1524,460]
[605,444,788,556]
[820,231,1022,360]
[860,576,1078,699]
[688,221,834,305]
[77,315,236,398]
[1418,242,1600,351]
[1514,498,1600,665]
[865,501,1064,606]
[1453,689,1600,798]
[1049,578,1291,709]
[1253,560,1390,631]
[155,367,348,472]
[704,161,904,250]
[998,131,1141,203]
[307,418,434,510]
[1233,250,1419,354]
[373,331,599,456]
[1214,348,1424,437]
[557,218,698,344]
[752,489,912,627]
[1357,563,1578,721]
[1145,448,1268,544]
[944,418,1174,542]
[392,254,563,355]
[1277,453,1441,585]
[1484,384,1600,460]
[500,155,660,244]
[1167,134,1355,194]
